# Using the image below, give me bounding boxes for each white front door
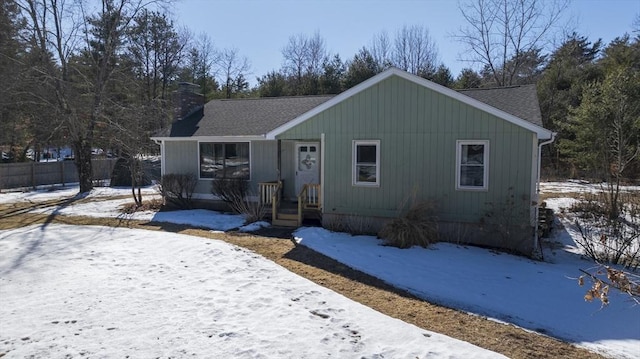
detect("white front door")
[295,142,320,195]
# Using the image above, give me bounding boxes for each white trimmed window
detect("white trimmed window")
[199,142,250,180]
[456,140,489,190]
[353,140,380,186]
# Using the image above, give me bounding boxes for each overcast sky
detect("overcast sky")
[172,0,639,84]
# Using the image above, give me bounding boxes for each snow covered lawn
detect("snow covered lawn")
[1,182,639,358]
[294,227,640,358]
[3,185,249,231]
[0,225,502,358]
[540,181,640,194]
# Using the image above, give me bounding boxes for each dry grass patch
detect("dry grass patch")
[121,198,164,213]
[379,201,439,248]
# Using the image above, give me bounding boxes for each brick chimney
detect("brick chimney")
[174,82,204,121]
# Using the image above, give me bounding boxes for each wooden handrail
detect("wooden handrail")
[272,181,282,221]
[297,185,307,225]
[258,181,280,205]
[260,181,319,226]
[297,183,321,224]
[258,181,282,220]
[298,183,320,209]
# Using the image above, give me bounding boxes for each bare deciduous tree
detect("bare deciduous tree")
[107,99,163,206]
[282,32,327,78]
[281,31,327,94]
[365,26,439,78]
[392,25,439,77]
[216,47,250,99]
[17,0,164,193]
[305,31,326,76]
[456,0,569,86]
[370,30,392,70]
[282,33,308,84]
[184,32,219,98]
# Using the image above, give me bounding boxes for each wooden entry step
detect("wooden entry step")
[272,212,299,227]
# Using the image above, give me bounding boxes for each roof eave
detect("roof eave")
[150,135,268,142]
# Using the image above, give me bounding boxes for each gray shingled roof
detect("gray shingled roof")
[458,84,543,126]
[158,83,543,138]
[159,95,334,137]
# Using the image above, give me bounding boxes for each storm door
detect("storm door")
[294,142,320,195]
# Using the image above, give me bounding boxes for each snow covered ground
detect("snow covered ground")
[0,184,159,205]
[1,182,639,358]
[1,225,502,358]
[541,181,640,194]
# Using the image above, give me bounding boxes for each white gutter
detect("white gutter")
[150,135,267,142]
[533,132,557,256]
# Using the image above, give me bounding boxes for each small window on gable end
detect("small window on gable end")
[353,140,380,186]
[456,140,489,191]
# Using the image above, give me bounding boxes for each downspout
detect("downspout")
[320,133,325,212]
[277,139,282,181]
[152,139,165,176]
[533,132,557,255]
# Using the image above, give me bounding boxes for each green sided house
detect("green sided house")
[152,68,555,255]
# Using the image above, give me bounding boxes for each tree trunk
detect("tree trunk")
[130,161,142,207]
[75,141,94,193]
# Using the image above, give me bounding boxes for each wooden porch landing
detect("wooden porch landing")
[271,201,321,227]
[259,181,321,228]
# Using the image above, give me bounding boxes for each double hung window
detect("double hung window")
[456,140,489,190]
[353,140,380,186]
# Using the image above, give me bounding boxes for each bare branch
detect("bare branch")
[455,0,568,86]
[216,47,251,98]
[391,25,439,76]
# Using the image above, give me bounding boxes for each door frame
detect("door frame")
[294,141,320,196]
